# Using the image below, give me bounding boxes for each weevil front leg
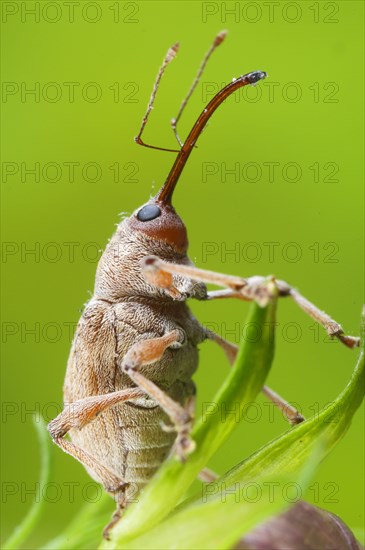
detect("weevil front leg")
[121,329,196,461]
[207,330,304,425]
[141,256,360,349]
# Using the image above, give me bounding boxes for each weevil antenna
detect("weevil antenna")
[171,30,227,147]
[135,42,181,153]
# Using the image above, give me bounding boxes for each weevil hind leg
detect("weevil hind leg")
[261,385,305,425]
[141,256,359,349]
[48,388,144,494]
[102,499,127,540]
[207,330,305,426]
[121,329,196,461]
[52,437,128,493]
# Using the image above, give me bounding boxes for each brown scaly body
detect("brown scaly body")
[63,221,207,503]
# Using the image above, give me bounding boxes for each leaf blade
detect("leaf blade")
[113,323,364,550]
[101,295,277,548]
[114,451,318,550]
[2,417,52,550]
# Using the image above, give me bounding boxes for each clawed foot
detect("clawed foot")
[102,500,126,540]
[161,417,196,461]
[173,419,196,461]
[240,276,278,306]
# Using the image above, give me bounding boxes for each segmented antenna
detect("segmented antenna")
[135,31,227,153]
[171,30,227,147]
[134,43,180,153]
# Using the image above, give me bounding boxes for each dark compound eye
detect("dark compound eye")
[137,204,161,222]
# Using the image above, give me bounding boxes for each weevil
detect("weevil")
[48,31,359,538]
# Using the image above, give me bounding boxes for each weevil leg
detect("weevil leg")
[141,256,359,349]
[207,330,305,425]
[261,385,305,425]
[198,467,218,482]
[171,30,227,147]
[121,329,196,461]
[206,289,250,301]
[134,42,181,153]
[103,501,126,541]
[48,388,145,493]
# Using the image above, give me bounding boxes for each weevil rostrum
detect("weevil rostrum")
[48,32,359,538]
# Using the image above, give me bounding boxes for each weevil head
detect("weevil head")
[127,196,188,254]
[93,181,204,302]
[125,162,190,253]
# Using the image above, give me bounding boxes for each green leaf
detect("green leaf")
[2,417,52,550]
[129,327,364,550]
[182,316,364,511]
[210,345,364,494]
[116,465,316,550]
[101,291,277,548]
[41,493,111,550]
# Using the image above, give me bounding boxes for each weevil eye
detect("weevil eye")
[130,201,188,253]
[137,204,161,222]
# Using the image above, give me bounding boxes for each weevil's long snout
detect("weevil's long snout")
[130,70,267,253]
[155,70,267,206]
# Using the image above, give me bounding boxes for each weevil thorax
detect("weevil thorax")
[94,179,205,302]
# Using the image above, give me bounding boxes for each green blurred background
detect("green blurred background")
[1,0,364,546]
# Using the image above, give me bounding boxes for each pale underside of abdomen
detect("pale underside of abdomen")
[69,398,176,498]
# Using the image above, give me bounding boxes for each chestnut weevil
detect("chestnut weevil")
[48,31,359,538]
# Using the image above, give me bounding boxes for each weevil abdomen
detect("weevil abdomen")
[63,298,204,501]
